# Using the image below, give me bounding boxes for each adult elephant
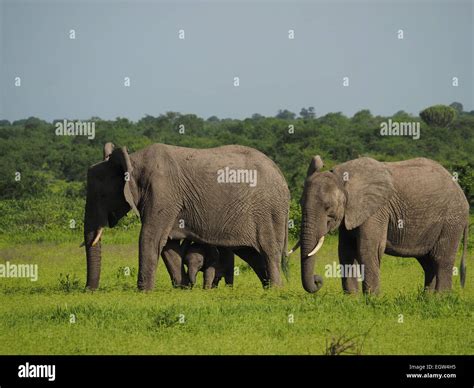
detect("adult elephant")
[297,155,469,294]
[83,143,290,291]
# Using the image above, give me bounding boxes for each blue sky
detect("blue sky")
[1,0,472,121]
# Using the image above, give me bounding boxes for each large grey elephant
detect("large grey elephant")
[183,243,234,288]
[83,143,290,291]
[297,156,469,294]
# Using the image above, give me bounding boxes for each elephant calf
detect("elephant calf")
[183,243,234,289]
[298,156,469,294]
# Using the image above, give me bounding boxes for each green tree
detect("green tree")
[251,113,265,120]
[449,102,463,114]
[419,105,456,127]
[276,109,296,120]
[299,107,316,119]
[451,163,474,207]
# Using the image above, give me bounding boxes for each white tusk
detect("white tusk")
[91,228,104,247]
[308,236,325,257]
[287,240,300,255]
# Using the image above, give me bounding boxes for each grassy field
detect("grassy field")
[0,228,473,355]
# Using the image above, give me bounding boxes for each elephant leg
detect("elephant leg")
[338,226,359,294]
[259,240,283,287]
[416,255,436,291]
[161,239,189,288]
[138,223,161,291]
[211,273,222,288]
[233,247,269,287]
[259,223,285,288]
[357,218,388,294]
[203,266,216,289]
[264,252,282,287]
[431,228,461,291]
[435,265,454,291]
[138,210,179,290]
[220,248,235,286]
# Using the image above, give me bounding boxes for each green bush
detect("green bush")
[419,105,457,127]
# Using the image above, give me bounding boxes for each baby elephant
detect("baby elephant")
[183,243,234,289]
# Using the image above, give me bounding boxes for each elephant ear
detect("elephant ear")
[109,147,140,217]
[306,155,324,176]
[335,157,394,230]
[103,142,115,161]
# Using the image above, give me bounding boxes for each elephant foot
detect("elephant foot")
[137,287,155,292]
[137,281,155,292]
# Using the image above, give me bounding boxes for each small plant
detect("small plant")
[153,309,180,329]
[325,332,359,355]
[49,305,71,321]
[115,266,137,279]
[58,273,80,292]
[324,324,375,355]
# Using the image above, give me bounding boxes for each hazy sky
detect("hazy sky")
[1,0,472,121]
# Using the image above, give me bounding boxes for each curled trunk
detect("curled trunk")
[301,253,323,293]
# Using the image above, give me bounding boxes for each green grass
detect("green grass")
[0,230,473,355]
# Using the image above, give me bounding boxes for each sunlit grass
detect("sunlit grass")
[0,234,472,355]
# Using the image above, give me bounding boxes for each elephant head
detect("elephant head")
[183,250,205,286]
[183,244,222,288]
[83,143,139,290]
[300,155,394,293]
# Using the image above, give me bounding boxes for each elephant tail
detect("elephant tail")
[281,211,290,280]
[460,223,468,288]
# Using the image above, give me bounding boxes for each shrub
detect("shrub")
[419,105,457,127]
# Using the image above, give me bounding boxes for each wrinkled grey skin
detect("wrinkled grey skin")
[299,156,469,294]
[84,143,289,291]
[183,243,235,288]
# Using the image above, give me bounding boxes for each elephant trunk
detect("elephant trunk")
[301,254,323,293]
[188,266,198,286]
[300,213,325,293]
[85,231,102,290]
[84,202,103,290]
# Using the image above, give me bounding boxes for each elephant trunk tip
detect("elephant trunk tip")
[187,272,197,287]
[303,274,324,294]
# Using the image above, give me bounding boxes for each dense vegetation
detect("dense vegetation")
[0,104,473,242]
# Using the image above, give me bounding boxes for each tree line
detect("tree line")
[0,103,473,208]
